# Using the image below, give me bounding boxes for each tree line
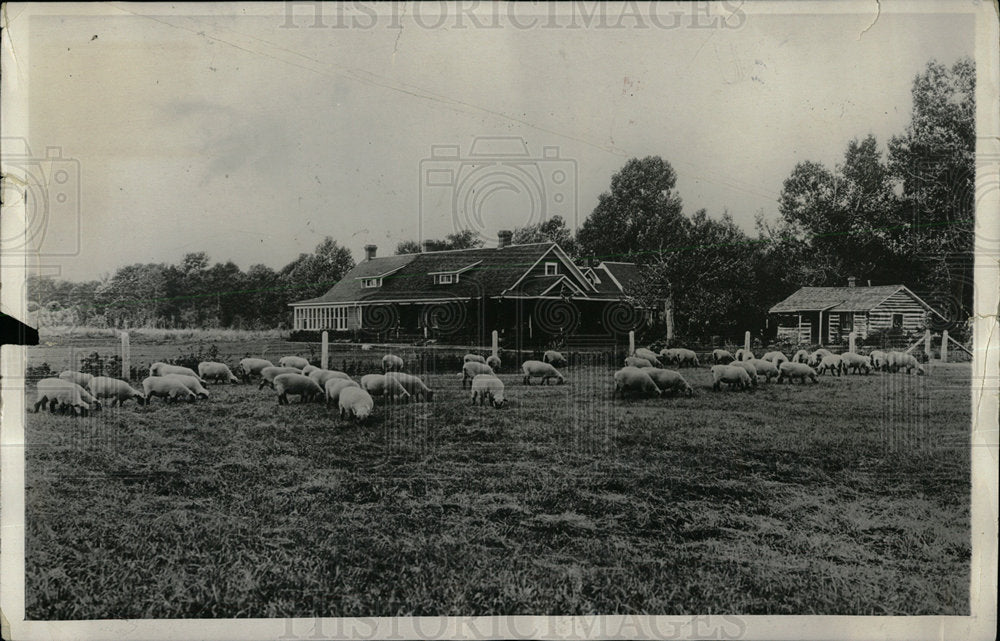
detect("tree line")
[29,58,973,338]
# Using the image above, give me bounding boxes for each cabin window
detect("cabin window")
[544,262,559,276]
[892,313,903,328]
[361,278,381,288]
[436,273,456,284]
[840,313,853,331]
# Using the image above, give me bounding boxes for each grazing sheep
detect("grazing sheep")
[762,351,789,366]
[672,348,700,367]
[470,374,507,408]
[791,350,811,364]
[887,351,925,375]
[339,386,375,422]
[273,373,324,405]
[460,361,495,388]
[325,378,360,407]
[816,354,846,376]
[463,353,486,364]
[634,348,662,367]
[309,369,352,387]
[710,365,752,391]
[808,349,834,368]
[58,370,94,387]
[142,376,198,403]
[613,367,663,399]
[870,350,888,372]
[658,348,680,366]
[711,349,735,365]
[732,360,759,386]
[640,366,693,396]
[238,358,274,381]
[278,356,310,370]
[486,354,502,371]
[149,362,205,383]
[748,359,779,383]
[34,378,94,415]
[385,372,434,402]
[258,366,303,390]
[162,374,210,399]
[382,354,404,372]
[301,364,319,376]
[88,376,146,407]
[360,374,411,402]
[522,360,565,385]
[841,352,873,375]
[777,361,819,384]
[197,361,240,384]
[624,356,654,369]
[542,350,567,367]
[734,348,755,362]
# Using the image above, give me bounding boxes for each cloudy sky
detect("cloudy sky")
[7,2,975,281]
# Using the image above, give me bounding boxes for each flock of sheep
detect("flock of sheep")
[31,342,925,418]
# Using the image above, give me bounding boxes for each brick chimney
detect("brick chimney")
[497,229,513,249]
[364,244,377,261]
[847,276,856,288]
[421,240,434,253]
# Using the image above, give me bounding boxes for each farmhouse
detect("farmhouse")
[768,278,947,345]
[290,230,656,344]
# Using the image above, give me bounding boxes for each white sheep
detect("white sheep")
[382,354,404,372]
[33,378,94,415]
[816,354,846,376]
[460,361,495,388]
[339,386,375,421]
[486,354,502,371]
[239,358,274,381]
[470,374,507,408]
[747,358,779,383]
[325,378,360,407]
[640,366,693,396]
[711,365,752,391]
[712,349,735,364]
[162,374,211,399]
[58,370,94,387]
[734,348,755,362]
[273,373,324,405]
[309,369,352,387]
[673,348,700,367]
[463,353,486,364]
[522,360,565,385]
[732,360,758,386]
[542,350,567,367]
[633,348,662,367]
[88,376,146,407]
[791,350,811,364]
[887,351,925,375]
[197,361,240,384]
[258,366,303,390]
[870,350,888,372]
[777,361,819,384]
[624,356,653,369]
[142,376,198,403]
[301,364,319,376]
[278,356,310,370]
[613,366,663,398]
[658,348,680,366]
[840,352,872,375]
[761,351,789,366]
[361,373,411,402]
[385,372,434,402]
[149,362,205,383]
[808,349,834,368]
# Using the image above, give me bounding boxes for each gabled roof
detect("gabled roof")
[768,284,943,315]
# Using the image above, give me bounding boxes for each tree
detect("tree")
[512,215,578,256]
[576,156,687,263]
[393,229,486,254]
[279,237,356,304]
[395,240,421,255]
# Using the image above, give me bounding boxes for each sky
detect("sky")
[6,2,975,281]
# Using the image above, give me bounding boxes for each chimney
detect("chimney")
[421,240,434,253]
[364,244,377,261]
[497,229,513,249]
[847,276,856,288]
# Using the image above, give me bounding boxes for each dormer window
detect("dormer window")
[544,262,559,276]
[361,278,381,288]
[436,273,456,285]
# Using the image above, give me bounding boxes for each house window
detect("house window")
[332,306,348,330]
[544,262,559,276]
[361,278,380,288]
[841,312,853,331]
[436,273,456,284]
[892,313,903,328]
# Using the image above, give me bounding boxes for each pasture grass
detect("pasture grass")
[23,359,971,618]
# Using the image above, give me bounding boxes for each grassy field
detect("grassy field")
[22,349,971,618]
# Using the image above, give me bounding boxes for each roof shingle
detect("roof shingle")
[768,285,904,313]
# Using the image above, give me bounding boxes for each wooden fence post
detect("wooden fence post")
[120,331,130,380]
[492,330,499,357]
[744,331,751,353]
[924,329,932,360]
[321,331,329,370]
[940,330,949,363]
[628,331,635,355]
[849,331,857,354]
